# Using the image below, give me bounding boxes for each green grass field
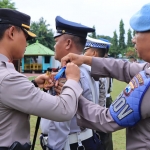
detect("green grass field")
[111,80,127,150]
[29,77,127,150]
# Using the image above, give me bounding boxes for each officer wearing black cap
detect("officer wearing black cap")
[40,16,102,150]
[54,16,94,38]
[0,8,36,40]
[0,9,83,150]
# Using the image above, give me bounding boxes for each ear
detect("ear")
[66,38,72,50]
[7,26,15,40]
[93,50,98,57]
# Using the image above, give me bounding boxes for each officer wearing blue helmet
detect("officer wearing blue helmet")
[61,3,150,150]
[40,16,103,150]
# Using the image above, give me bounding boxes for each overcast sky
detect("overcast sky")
[13,0,150,39]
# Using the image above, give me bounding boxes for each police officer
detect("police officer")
[0,9,83,150]
[99,38,113,150]
[61,3,150,149]
[84,36,110,107]
[84,37,113,150]
[40,16,101,150]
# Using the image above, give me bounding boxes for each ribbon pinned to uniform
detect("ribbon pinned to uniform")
[54,67,66,80]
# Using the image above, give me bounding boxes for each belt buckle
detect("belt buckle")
[77,145,85,150]
[77,132,85,150]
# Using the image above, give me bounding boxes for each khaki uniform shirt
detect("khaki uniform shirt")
[77,57,150,150]
[0,54,83,147]
[99,78,107,107]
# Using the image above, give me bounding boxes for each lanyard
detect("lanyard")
[54,67,66,80]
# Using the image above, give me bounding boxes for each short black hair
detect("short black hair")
[0,24,21,40]
[94,48,106,57]
[64,34,87,50]
[105,47,109,54]
[0,24,11,40]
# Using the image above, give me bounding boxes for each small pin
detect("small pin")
[62,30,65,33]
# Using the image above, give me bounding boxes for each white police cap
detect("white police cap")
[85,36,111,50]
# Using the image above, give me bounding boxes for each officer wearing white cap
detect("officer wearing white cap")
[40,16,102,150]
[0,9,83,150]
[61,3,150,149]
[84,37,113,150]
[84,36,110,107]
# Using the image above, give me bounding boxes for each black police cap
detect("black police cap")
[54,16,95,38]
[0,8,36,40]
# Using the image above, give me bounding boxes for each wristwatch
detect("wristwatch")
[31,80,38,87]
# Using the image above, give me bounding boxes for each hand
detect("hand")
[55,78,66,95]
[43,72,58,90]
[55,81,64,95]
[34,74,54,89]
[65,62,80,82]
[61,53,84,67]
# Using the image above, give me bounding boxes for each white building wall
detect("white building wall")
[37,56,42,64]
[50,56,61,68]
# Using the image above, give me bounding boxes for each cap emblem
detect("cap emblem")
[22,24,30,29]
[62,30,65,33]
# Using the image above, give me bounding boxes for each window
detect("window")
[45,56,50,63]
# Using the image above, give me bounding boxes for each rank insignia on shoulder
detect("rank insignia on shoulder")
[124,82,134,96]
[136,73,144,85]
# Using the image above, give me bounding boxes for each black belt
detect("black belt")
[0,148,8,150]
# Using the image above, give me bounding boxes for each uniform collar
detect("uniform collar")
[0,54,10,62]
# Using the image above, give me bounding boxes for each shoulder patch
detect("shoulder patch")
[109,70,150,127]
[136,73,144,85]
[130,77,138,89]
[124,82,134,96]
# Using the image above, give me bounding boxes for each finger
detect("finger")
[55,80,59,87]
[48,79,53,84]
[66,62,71,67]
[43,86,49,90]
[54,85,61,91]
[61,56,70,67]
[57,85,62,90]
[50,73,57,81]
[58,82,64,87]
[54,88,61,94]
[44,74,50,80]
[52,72,58,76]
[47,83,54,88]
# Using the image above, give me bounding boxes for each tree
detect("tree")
[118,19,126,52]
[109,30,119,57]
[89,25,96,38]
[96,35,112,42]
[133,30,136,37]
[0,0,16,9]
[127,29,133,47]
[28,17,55,50]
[126,47,137,59]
